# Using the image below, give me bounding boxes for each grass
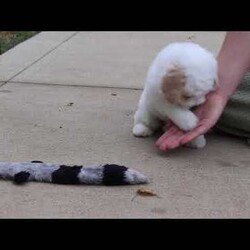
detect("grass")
[0,31,39,55]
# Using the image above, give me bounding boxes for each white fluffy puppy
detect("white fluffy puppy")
[133,42,217,148]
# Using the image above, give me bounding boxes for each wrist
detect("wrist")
[214,71,238,102]
[208,89,229,108]
[214,87,231,103]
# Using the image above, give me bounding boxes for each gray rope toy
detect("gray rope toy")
[0,161,148,185]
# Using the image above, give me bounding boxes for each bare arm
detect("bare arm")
[217,32,250,99]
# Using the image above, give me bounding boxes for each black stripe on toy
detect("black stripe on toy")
[14,171,31,184]
[51,165,82,184]
[102,164,128,185]
[31,161,44,163]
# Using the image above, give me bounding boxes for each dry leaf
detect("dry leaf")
[131,188,160,201]
[137,188,157,196]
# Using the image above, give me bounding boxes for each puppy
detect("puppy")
[133,42,217,148]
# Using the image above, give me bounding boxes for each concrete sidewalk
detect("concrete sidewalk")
[0,31,249,218]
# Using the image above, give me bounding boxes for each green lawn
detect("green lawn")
[0,31,39,55]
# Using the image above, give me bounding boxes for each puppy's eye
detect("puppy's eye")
[182,95,192,100]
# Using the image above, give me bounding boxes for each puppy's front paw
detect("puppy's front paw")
[177,114,198,131]
[133,123,153,137]
[186,135,206,149]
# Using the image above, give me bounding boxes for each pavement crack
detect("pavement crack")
[6,80,144,91]
[0,32,79,88]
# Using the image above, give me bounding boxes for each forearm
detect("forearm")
[216,32,250,100]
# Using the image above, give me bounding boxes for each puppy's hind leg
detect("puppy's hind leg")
[133,108,161,137]
[185,135,206,149]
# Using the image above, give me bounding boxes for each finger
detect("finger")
[159,130,184,151]
[155,126,178,146]
[155,126,180,147]
[163,129,184,147]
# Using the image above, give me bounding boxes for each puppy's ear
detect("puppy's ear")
[161,65,186,105]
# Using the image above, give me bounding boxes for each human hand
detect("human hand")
[155,91,228,151]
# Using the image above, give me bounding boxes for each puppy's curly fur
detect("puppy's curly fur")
[133,42,218,148]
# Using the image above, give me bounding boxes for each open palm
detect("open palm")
[155,92,228,151]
